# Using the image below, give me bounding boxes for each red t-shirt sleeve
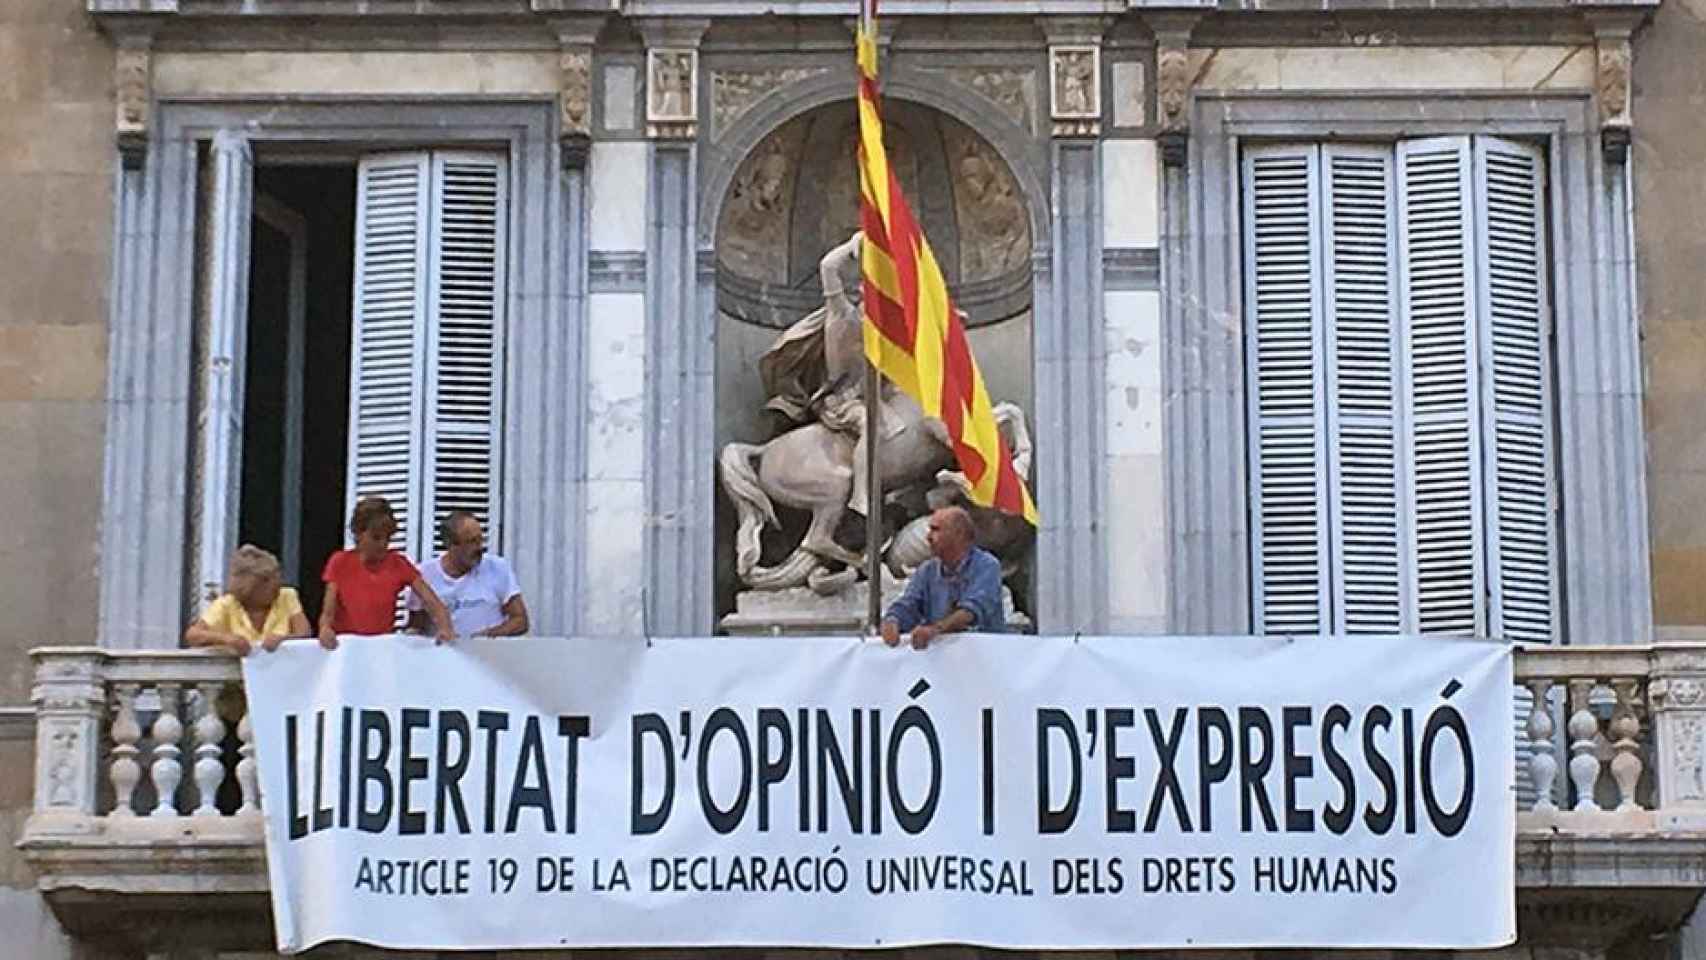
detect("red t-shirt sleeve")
[386,551,420,590]
[322,550,346,584]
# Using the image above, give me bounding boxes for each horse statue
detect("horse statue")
[719,232,1032,594]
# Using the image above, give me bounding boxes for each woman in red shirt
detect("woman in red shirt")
[317,496,455,649]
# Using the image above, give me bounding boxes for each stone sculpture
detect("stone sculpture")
[718,233,1035,598]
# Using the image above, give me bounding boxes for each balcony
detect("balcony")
[18,642,1706,955]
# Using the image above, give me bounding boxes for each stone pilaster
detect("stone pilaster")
[637,18,713,636]
[28,649,107,835]
[1034,17,1108,635]
[1650,644,1706,831]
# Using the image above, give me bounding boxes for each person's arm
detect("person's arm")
[316,582,342,650]
[263,607,314,652]
[880,572,928,646]
[185,619,250,655]
[409,576,457,644]
[479,594,530,637]
[954,553,1004,634]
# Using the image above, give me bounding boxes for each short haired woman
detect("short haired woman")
[318,495,455,649]
[184,544,311,655]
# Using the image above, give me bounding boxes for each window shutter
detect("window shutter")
[347,153,432,557]
[1473,137,1556,645]
[1321,145,1407,633]
[423,153,508,554]
[1396,137,1484,637]
[1243,145,1331,634]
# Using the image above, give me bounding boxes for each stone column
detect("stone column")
[639,19,713,636]
[1034,18,1108,634]
[27,649,107,836]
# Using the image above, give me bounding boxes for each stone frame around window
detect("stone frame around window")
[1162,90,1650,645]
[98,98,588,648]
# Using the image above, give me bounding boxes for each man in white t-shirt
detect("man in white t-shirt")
[406,512,530,637]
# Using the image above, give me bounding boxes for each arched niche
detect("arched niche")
[710,96,1038,622]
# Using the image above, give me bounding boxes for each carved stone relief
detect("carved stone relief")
[944,123,1029,279]
[1597,41,1631,124]
[116,44,150,160]
[711,68,826,138]
[560,50,592,137]
[1156,46,1189,135]
[647,48,698,138]
[1675,716,1706,803]
[930,67,1036,134]
[718,117,809,283]
[45,724,80,807]
[1050,45,1099,137]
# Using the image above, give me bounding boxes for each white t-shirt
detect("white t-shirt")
[407,553,522,637]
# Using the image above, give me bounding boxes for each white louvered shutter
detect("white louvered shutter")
[423,153,508,554]
[1396,137,1484,638]
[1321,145,1407,633]
[348,151,508,565]
[1473,137,1556,645]
[347,153,432,556]
[1243,145,1331,634]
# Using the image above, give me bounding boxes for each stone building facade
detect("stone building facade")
[2,0,1703,956]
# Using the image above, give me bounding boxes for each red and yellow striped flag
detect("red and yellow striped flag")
[854,1,1039,525]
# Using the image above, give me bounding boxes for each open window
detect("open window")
[191,144,508,622]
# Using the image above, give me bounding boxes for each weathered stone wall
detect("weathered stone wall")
[0,3,112,955]
[0,0,111,698]
[1635,0,1706,627]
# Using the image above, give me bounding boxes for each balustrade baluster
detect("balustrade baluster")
[1526,678,1557,813]
[109,683,142,817]
[1567,678,1603,812]
[192,682,226,817]
[149,683,184,817]
[1610,678,1645,812]
[236,710,259,814]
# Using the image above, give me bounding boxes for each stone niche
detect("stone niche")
[712,98,1036,630]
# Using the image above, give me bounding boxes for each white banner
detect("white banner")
[244,634,1514,953]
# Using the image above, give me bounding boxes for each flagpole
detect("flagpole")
[864,359,883,634]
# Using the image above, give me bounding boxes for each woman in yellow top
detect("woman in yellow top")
[185,545,312,654]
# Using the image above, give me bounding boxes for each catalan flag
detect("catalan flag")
[854,0,1039,525]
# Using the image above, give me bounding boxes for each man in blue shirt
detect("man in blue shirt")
[880,506,1003,649]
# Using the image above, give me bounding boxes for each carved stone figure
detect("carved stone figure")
[560,50,592,136]
[1597,42,1631,122]
[115,45,149,158]
[884,404,1036,579]
[719,135,797,280]
[1156,46,1190,133]
[649,49,695,121]
[950,131,1028,277]
[719,233,1034,594]
[1052,48,1098,118]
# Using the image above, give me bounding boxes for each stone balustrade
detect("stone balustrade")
[17,641,1706,912]
[1514,644,1706,834]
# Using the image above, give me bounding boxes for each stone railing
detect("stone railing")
[1514,644,1706,834]
[18,642,1706,900]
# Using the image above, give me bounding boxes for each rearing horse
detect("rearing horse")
[720,233,957,591]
